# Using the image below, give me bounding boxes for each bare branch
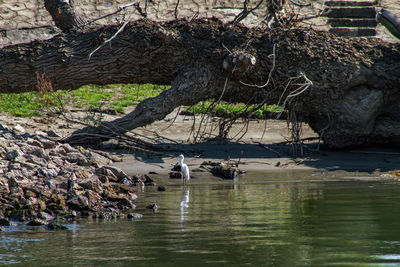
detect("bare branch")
[230,0,264,30]
[289,0,311,7]
[174,0,180,20]
[86,2,142,25]
[88,21,129,60]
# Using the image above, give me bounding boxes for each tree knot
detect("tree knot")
[222,51,256,77]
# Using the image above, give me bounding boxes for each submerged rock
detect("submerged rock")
[47,222,68,230]
[127,213,143,219]
[146,203,159,212]
[27,218,47,226]
[0,218,11,226]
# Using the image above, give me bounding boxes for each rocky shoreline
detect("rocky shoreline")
[0,124,153,231]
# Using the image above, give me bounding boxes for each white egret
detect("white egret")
[178,154,190,185]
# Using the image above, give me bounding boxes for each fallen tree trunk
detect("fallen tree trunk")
[1,9,400,148]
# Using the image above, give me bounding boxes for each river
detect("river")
[1,171,400,266]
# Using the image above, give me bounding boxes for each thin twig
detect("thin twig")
[162,106,182,131]
[230,0,264,30]
[174,0,180,20]
[86,2,139,25]
[88,20,129,60]
[289,0,311,7]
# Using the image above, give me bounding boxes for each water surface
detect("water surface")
[1,172,400,266]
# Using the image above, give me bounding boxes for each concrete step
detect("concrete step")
[329,27,376,36]
[325,1,376,7]
[328,18,377,27]
[325,7,376,18]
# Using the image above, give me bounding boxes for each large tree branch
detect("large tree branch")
[1,16,400,148]
[44,0,86,32]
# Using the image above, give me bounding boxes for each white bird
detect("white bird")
[178,154,190,185]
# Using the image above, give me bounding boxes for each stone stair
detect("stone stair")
[325,0,378,36]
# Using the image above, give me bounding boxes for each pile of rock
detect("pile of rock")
[0,126,153,230]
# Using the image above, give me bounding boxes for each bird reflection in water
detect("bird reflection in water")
[180,187,190,223]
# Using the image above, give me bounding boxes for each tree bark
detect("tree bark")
[1,15,400,148]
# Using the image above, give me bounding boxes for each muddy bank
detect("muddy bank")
[111,115,400,176]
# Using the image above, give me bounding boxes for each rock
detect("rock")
[28,139,43,148]
[24,189,36,199]
[87,151,111,166]
[119,177,134,186]
[22,145,49,160]
[129,192,138,201]
[191,168,206,172]
[27,218,47,226]
[95,167,118,182]
[7,177,20,188]
[210,163,239,180]
[117,197,136,210]
[157,186,166,191]
[172,163,181,172]
[0,218,11,226]
[47,130,60,138]
[103,191,127,201]
[13,124,25,133]
[39,139,56,149]
[97,166,129,182]
[141,175,156,185]
[36,199,47,211]
[38,211,54,221]
[64,152,90,166]
[0,227,4,232]
[11,210,26,221]
[47,194,66,211]
[169,171,182,179]
[78,176,103,194]
[84,190,103,208]
[104,183,136,194]
[6,148,22,161]
[66,195,89,211]
[146,203,159,212]
[127,213,143,219]
[47,222,68,230]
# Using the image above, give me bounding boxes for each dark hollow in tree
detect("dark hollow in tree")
[0,0,400,149]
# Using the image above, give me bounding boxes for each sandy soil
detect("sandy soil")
[108,111,400,177]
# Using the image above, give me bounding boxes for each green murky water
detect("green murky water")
[1,173,400,266]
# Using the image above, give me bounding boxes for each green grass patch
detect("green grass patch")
[185,102,283,119]
[0,84,282,120]
[0,84,166,117]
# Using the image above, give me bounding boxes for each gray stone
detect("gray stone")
[11,210,26,221]
[0,218,11,226]
[38,211,54,221]
[13,124,25,133]
[78,176,103,194]
[47,222,68,230]
[84,190,102,208]
[127,213,143,219]
[67,195,90,211]
[6,149,22,161]
[28,139,43,148]
[64,152,90,166]
[47,130,60,138]
[117,197,136,210]
[27,218,47,226]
